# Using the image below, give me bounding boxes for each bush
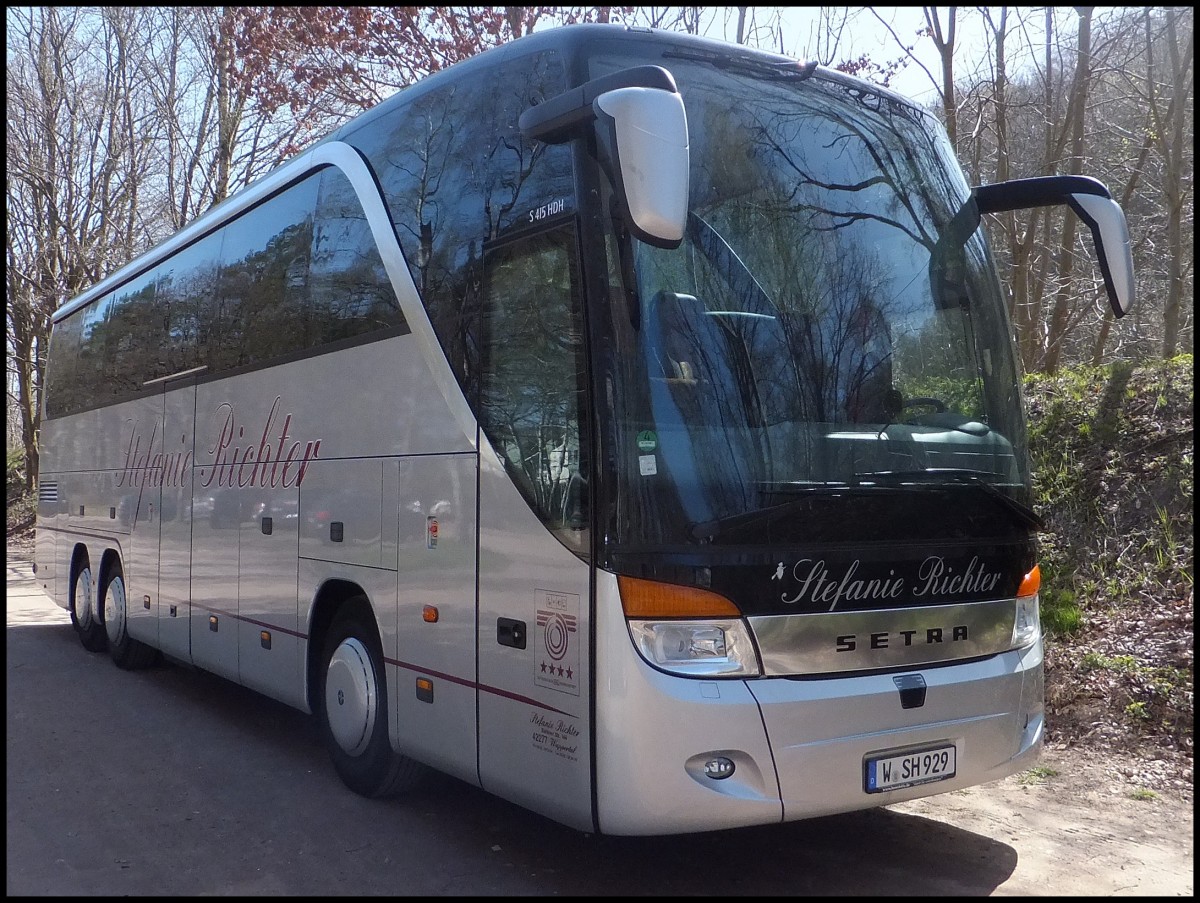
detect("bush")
[6,445,25,490]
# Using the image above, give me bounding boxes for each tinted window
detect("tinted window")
[105,270,162,395]
[213,176,317,371]
[73,294,114,410]
[481,223,588,553]
[309,167,406,345]
[158,229,224,376]
[346,50,573,404]
[44,312,84,419]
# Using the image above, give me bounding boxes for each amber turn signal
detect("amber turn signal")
[1017,564,1041,598]
[617,575,741,618]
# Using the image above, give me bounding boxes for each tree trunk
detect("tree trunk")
[1042,7,1093,374]
[924,7,958,149]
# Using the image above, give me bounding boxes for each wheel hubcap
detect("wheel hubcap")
[73,568,94,628]
[325,638,376,756]
[104,576,127,645]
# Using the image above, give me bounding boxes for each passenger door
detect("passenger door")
[475,221,595,831]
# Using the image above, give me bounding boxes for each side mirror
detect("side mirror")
[973,176,1135,318]
[520,66,690,249]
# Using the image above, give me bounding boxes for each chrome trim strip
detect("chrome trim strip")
[748,598,1017,675]
[143,365,208,387]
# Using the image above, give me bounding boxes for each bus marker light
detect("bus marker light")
[1017,564,1041,597]
[703,757,736,780]
[260,631,272,650]
[416,677,434,703]
[209,615,219,632]
[617,576,740,618]
[422,605,439,623]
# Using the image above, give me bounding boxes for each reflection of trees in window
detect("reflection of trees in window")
[214,177,317,370]
[74,294,114,410]
[103,273,162,394]
[159,230,224,374]
[45,313,84,418]
[679,71,990,426]
[309,168,405,345]
[481,227,587,547]
[346,50,571,405]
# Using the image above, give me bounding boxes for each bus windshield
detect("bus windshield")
[604,57,1031,549]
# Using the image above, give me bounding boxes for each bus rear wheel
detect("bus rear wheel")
[102,562,159,670]
[318,598,425,798]
[70,560,107,653]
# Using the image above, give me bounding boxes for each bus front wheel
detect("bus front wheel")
[318,598,425,798]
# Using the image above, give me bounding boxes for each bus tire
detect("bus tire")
[318,599,425,798]
[70,558,107,653]
[102,561,159,670]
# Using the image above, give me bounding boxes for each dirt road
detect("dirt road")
[889,746,1192,895]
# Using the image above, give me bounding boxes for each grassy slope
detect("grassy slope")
[1025,355,1193,780]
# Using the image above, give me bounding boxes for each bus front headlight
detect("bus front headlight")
[1012,593,1041,649]
[628,619,760,677]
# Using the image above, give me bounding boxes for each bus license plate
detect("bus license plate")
[865,744,956,793]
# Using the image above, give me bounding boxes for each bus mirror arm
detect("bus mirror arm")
[972,175,1135,318]
[519,65,677,144]
[521,66,690,250]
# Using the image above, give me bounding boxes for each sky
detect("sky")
[685,6,1026,105]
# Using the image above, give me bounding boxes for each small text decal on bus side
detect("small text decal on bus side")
[535,589,580,697]
[530,711,580,763]
[528,197,567,223]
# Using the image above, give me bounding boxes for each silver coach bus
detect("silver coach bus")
[34,24,1134,835]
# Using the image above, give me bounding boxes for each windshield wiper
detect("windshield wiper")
[850,468,1043,530]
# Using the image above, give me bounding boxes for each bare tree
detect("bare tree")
[6,8,158,486]
[1143,7,1195,359]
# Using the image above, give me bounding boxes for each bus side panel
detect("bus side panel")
[42,407,129,607]
[151,384,197,662]
[119,395,171,648]
[238,481,302,709]
[297,458,385,570]
[33,515,57,604]
[392,454,479,785]
[190,384,239,679]
[476,445,594,834]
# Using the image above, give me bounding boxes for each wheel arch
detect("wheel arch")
[97,545,123,593]
[306,578,378,713]
[69,542,91,588]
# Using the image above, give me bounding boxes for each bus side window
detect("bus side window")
[74,293,114,411]
[480,224,588,551]
[159,229,224,376]
[213,176,317,371]
[343,48,571,408]
[309,167,407,346]
[44,312,84,419]
[105,271,160,395]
